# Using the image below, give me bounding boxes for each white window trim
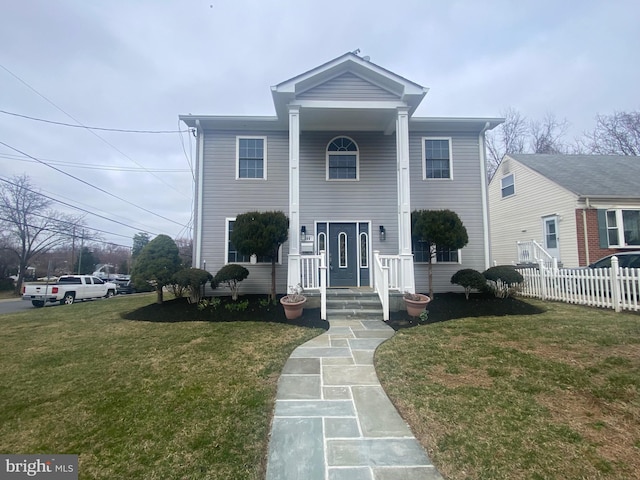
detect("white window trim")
[606,208,640,248]
[422,137,453,180]
[236,136,267,180]
[501,173,515,198]
[326,136,360,181]
[225,217,282,264]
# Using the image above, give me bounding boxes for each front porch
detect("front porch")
[296,251,404,321]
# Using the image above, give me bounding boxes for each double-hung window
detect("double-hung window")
[327,136,359,180]
[226,219,279,263]
[423,137,452,179]
[501,173,515,198]
[604,209,640,247]
[412,239,460,263]
[237,137,266,179]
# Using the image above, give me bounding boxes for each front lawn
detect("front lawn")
[376,296,640,479]
[0,294,323,479]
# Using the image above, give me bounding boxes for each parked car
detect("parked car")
[22,275,117,307]
[114,276,136,294]
[588,251,640,269]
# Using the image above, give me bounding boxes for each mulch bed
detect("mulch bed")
[387,291,545,330]
[122,292,544,332]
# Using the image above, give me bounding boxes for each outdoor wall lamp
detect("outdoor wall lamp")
[379,225,386,241]
[301,225,306,236]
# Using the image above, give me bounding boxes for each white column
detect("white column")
[287,105,301,290]
[396,107,415,293]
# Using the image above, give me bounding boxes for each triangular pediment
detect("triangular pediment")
[271,52,428,121]
[296,71,400,101]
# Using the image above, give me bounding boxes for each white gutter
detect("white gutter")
[194,119,205,269]
[479,122,491,269]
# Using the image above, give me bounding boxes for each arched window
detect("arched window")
[338,232,348,268]
[327,136,359,180]
[359,232,368,268]
[317,232,326,254]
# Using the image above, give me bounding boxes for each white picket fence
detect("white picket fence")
[517,257,640,312]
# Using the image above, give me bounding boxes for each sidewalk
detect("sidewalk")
[265,317,443,480]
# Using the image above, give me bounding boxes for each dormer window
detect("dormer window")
[327,136,359,180]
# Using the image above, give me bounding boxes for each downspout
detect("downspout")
[194,119,205,269]
[479,122,491,269]
[582,197,590,266]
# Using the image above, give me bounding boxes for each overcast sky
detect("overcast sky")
[1,0,638,250]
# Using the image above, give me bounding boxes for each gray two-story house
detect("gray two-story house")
[180,52,502,298]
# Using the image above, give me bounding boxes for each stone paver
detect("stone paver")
[266,315,444,480]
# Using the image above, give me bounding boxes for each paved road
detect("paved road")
[0,298,49,315]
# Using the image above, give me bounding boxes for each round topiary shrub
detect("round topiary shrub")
[213,264,250,301]
[451,269,486,300]
[483,266,524,298]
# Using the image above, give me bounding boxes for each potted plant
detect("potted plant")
[280,285,306,320]
[403,292,431,317]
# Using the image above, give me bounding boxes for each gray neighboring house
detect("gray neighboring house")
[180,52,502,295]
[488,153,640,268]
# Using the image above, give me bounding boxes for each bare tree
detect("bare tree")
[0,175,84,294]
[529,113,568,154]
[486,107,528,178]
[175,237,193,267]
[583,110,640,155]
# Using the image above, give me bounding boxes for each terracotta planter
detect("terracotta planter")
[280,295,307,320]
[403,294,431,317]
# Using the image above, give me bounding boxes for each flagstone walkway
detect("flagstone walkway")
[265,317,443,480]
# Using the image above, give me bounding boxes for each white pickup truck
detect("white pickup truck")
[22,275,117,308]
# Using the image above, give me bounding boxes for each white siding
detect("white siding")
[488,157,580,267]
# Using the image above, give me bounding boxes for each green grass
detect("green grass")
[376,299,640,480]
[0,294,322,479]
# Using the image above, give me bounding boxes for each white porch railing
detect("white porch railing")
[516,240,558,269]
[299,250,327,320]
[373,251,402,321]
[517,256,639,312]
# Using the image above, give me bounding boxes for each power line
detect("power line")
[0,141,186,227]
[0,215,132,250]
[0,175,158,236]
[0,108,189,134]
[1,152,190,172]
[0,63,190,199]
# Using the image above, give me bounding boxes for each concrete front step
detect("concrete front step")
[326,291,383,320]
[327,309,383,320]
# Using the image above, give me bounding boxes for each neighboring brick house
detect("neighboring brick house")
[180,52,503,295]
[488,153,640,267]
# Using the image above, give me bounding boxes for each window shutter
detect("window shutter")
[597,209,608,248]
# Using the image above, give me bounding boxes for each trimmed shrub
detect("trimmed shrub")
[483,266,524,298]
[213,264,249,301]
[451,269,486,300]
[173,268,213,304]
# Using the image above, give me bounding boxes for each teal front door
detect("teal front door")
[329,223,358,287]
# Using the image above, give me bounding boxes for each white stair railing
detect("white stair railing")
[373,250,390,321]
[299,250,327,320]
[516,240,558,269]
